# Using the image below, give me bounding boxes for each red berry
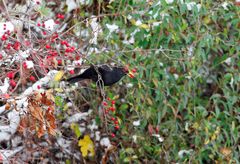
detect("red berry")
[111,100,115,105]
[65,42,69,47]
[114,120,118,125]
[115,125,120,130]
[75,56,80,60]
[57,59,62,65]
[107,97,111,101]
[1,35,7,41]
[102,101,108,106]
[132,68,137,73]
[23,62,27,69]
[7,72,14,79]
[57,14,64,19]
[37,85,41,89]
[109,107,115,111]
[45,44,51,49]
[111,133,115,138]
[37,23,41,26]
[29,76,36,82]
[111,117,115,121]
[0,54,3,60]
[10,80,16,87]
[55,20,60,24]
[13,41,21,50]
[42,31,47,35]
[6,43,12,49]
[61,40,66,45]
[69,70,74,75]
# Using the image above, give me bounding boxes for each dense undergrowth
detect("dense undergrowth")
[0,0,239,163]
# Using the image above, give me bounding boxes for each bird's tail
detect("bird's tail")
[67,76,84,83]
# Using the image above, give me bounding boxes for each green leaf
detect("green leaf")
[71,123,81,138]
[119,104,129,110]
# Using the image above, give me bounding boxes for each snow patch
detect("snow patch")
[25,60,34,69]
[0,78,10,94]
[44,19,56,31]
[133,120,140,126]
[100,137,111,148]
[0,22,14,37]
[67,0,78,12]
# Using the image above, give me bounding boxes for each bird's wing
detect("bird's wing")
[99,65,113,72]
[67,66,97,83]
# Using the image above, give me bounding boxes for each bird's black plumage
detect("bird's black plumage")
[67,65,127,86]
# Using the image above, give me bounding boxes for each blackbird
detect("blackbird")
[67,65,128,86]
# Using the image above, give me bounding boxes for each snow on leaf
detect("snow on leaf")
[25,60,34,69]
[0,78,9,94]
[0,22,14,37]
[66,0,78,12]
[106,24,119,33]
[78,135,95,157]
[44,19,56,31]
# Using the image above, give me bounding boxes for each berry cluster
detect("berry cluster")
[102,98,120,138]
[0,10,82,95]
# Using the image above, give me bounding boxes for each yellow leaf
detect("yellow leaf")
[152,78,158,87]
[138,82,141,89]
[204,138,210,145]
[112,95,120,100]
[139,24,149,29]
[78,135,95,157]
[54,71,64,81]
[203,16,211,25]
[129,19,136,25]
[147,98,153,105]
[54,88,64,92]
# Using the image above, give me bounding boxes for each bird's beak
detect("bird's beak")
[123,66,136,78]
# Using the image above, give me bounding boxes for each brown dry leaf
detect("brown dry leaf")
[220,147,232,156]
[29,104,44,122]
[18,116,28,134]
[18,91,57,138]
[18,116,36,135]
[40,92,53,106]
[33,92,42,102]
[46,110,56,136]
[37,122,45,138]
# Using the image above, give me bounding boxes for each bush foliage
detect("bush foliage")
[0,0,239,163]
